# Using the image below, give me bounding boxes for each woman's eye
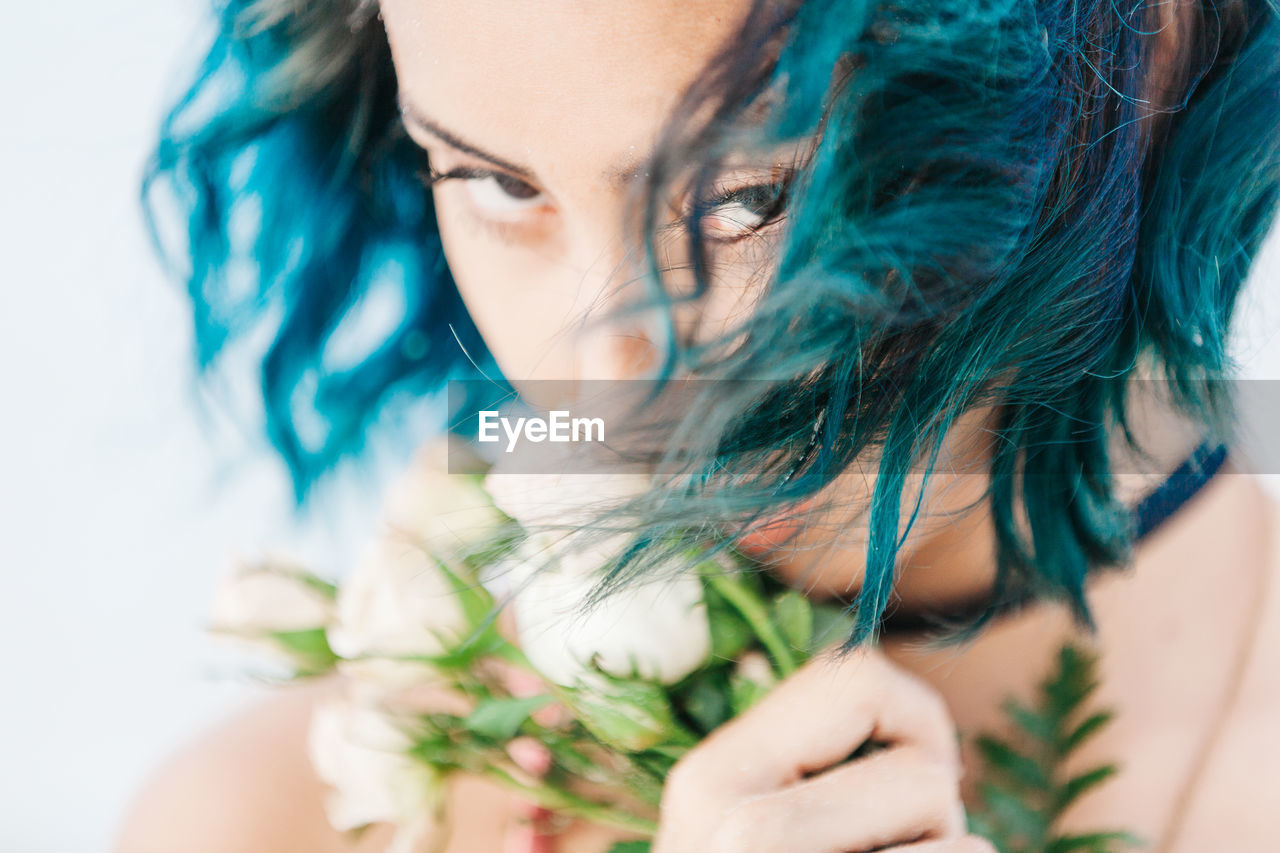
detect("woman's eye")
[700,180,789,239]
[428,167,547,218]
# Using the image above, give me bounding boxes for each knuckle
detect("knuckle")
[940,795,968,836]
[897,744,959,786]
[663,752,711,803]
[917,752,961,795]
[958,836,999,853]
[710,801,784,853]
[892,746,965,832]
[901,671,954,728]
[917,679,953,724]
[893,673,963,764]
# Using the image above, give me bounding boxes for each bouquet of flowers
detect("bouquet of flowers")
[210,442,854,853]
[209,442,1135,853]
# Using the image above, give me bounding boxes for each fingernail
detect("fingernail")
[507,736,553,776]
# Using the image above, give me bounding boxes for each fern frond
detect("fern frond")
[968,643,1140,853]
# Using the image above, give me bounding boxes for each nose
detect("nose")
[563,236,665,383]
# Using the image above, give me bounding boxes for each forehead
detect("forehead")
[379,0,752,181]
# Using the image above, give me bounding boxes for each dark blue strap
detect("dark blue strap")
[876,440,1229,635]
[1132,442,1229,541]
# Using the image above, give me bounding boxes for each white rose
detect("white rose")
[308,694,440,852]
[328,533,471,688]
[734,650,776,687]
[208,556,335,667]
[511,538,712,686]
[479,529,616,600]
[483,449,650,533]
[382,440,503,558]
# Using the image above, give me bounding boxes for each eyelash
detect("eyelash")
[422,165,538,196]
[416,163,548,240]
[416,158,793,241]
[692,170,795,242]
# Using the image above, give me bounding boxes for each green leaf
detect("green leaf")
[460,521,522,573]
[1041,645,1098,722]
[407,724,468,771]
[431,554,496,629]
[976,736,1051,792]
[463,694,553,740]
[965,813,1012,853]
[1060,710,1113,754]
[809,602,856,651]
[980,781,1051,845]
[295,573,339,599]
[537,737,601,779]
[700,568,798,674]
[629,749,681,790]
[423,626,511,672]
[1003,697,1056,744]
[606,842,652,853]
[1054,765,1118,816]
[562,678,690,752]
[678,667,734,734]
[773,590,813,653]
[1045,831,1143,853]
[729,670,771,716]
[703,583,755,661]
[969,644,1135,853]
[270,628,338,673]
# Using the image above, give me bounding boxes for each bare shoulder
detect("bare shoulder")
[114,678,397,853]
[1171,483,1280,849]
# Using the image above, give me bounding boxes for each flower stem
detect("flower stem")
[479,765,658,836]
[703,571,799,676]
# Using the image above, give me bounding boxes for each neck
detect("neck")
[890,379,1218,620]
[882,465,1275,840]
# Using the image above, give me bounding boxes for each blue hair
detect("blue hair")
[148,0,1280,642]
[144,0,487,498]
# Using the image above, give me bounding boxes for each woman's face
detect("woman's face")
[380,0,997,603]
[380,0,786,381]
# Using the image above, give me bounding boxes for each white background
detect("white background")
[0,4,1276,852]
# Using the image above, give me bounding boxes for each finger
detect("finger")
[708,746,966,853]
[856,651,963,768]
[672,647,959,798]
[895,837,999,853]
[506,736,552,776]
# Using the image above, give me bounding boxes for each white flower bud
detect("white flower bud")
[511,542,711,687]
[307,693,441,849]
[208,556,335,668]
[734,650,777,687]
[328,534,470,687]
[482,441,650,534]
[381,441,503,558]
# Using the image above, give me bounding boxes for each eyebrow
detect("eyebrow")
[397,92,650,189]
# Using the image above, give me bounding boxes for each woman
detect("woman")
[119,0,1280,851]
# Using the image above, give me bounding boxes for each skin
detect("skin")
[116,1,1280,851]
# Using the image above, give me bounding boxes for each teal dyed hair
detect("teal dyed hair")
[143,1,488,490]
[147,0,1280,643]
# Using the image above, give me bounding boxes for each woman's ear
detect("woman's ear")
[1144,0,1220,115]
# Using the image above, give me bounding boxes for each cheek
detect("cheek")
[744,470,878,596]
[440,206,535,371]
[660,232,779,349]
[435,196,782,380]
[701,237,778,331]
[751,411,997,597]
[434,202,577,379]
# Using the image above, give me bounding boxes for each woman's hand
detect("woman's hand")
[653,646,993,853]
